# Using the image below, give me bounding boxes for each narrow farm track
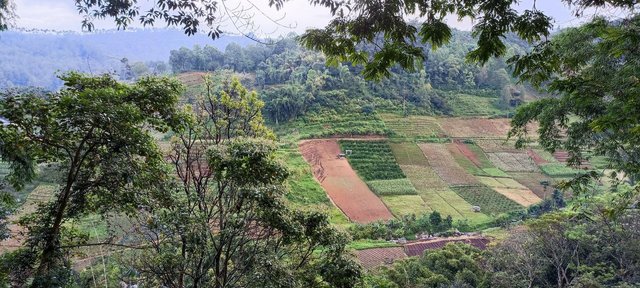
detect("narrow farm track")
[299,139,394,223]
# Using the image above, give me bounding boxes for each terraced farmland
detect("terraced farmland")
[487,152,539,172]
[292,114,585,229]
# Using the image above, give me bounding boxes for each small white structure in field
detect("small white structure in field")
[472,206,481,212]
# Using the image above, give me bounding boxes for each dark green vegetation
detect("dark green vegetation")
[339,141,406,181]
[511,15,640,192]
[0,75,361,287]
[367,179,418,196]
[451,186,523,215]
[350,212,454,241]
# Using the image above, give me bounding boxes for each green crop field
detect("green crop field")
[381,195,431,217]
[275,112,389,141]
[449,144,487,176]
[340,141,406,181]
[380,114,444,139]
[451,185,523,215]
[445,93,506,116]
[539,163,585,177]
[400,165,492,225]
[389,143,430,166]
[367,179,417,196]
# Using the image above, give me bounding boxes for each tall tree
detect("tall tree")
[509,15,640,191]
[0,72,182,286]
[125,77,360,287]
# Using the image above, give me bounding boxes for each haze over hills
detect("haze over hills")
[0,28,255,89]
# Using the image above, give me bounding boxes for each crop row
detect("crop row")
[539,163,585,177]
[367,179,418,196]
[451,185,523,215]
[340,140,406,181]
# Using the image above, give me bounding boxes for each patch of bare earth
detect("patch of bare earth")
[299,139,394,223]
[356,247,407,270]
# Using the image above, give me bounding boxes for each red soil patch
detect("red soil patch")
[527,149,548,165]
[453,140,481,166]
[553,151,591,168]
[299,139,394,223]
[356,247,407,270]
[404,236,490,257]
[553,151,570,162]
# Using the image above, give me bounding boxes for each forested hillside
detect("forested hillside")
[169,30,536,125]
[0,29,252,89]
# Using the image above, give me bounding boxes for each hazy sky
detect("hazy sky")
[12,0,621,35]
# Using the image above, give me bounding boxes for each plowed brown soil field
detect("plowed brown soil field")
[299,139,394,223]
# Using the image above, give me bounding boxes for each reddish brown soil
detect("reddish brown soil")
[453,140,481,166]
[404,236,490,257]
[527,149,548,165]
[356,247,407,270]
[299,139,394,223]
[553,151,570,162]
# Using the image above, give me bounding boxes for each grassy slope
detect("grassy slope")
[276,148,351,227]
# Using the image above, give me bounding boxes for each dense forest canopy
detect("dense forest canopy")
[167,30,532,123]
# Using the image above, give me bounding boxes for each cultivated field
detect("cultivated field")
[356,247,407,270]
[510,172,555,198]
[396,156,492,224]
[437,118,512,138]
[451,185,523,215]
[299,139,394,223]
[419,143,479,185]
[487,152,539,172]
[380,114,445,138]
[477,176,541,206]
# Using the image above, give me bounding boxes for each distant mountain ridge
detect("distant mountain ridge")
[0,28,255,89]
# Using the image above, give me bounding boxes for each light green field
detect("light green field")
[400,165,492,225]
[380,114,444,139]
[389,142,430,166]
[539,163,585,177]
[381,195,431,217]
[367,179,418,196]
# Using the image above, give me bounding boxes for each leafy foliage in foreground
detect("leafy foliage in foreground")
[363,243,485,287]
[0,72,182,286]
[510,16,640,191]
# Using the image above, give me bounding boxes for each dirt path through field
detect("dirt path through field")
[299,139,394,223]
